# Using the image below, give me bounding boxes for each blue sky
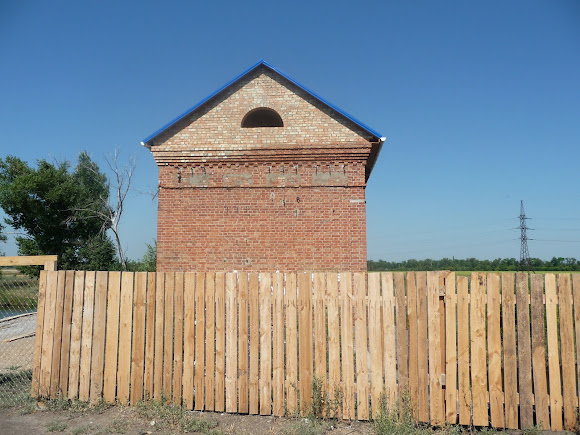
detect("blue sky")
[1,0,579,262]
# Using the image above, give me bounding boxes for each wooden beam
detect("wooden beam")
[0,255,58,269]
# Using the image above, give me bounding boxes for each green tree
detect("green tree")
[0,154,116,269]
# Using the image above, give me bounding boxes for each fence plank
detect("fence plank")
[545,273,563,430]
[259,272,272,415]
[31,270,47,397]
[172,272,184,405]
[89,271,108,402]
[313,272,327,400]
[39,275,58,396]
[326,272,340,417]
[204,273,215,410]
[368,272,383,418]
[406,272,418,419]
[285,273,299,414]
[299,272,313,414]
[444,272,457,424]
[67,271,85,399]
[144,272,156,400]
[573,274,580,410]
[194,272,206,410]
[427,271,443,425]
[487,273,504,428]
[516,273,533,429]
[130,272,147,405]
[416,272,429,423]
[558,274,577,431]
[530,274,549,429]
[394,272,408,397]
[225,272,238,413]
[471,273,487,427]
[238,272,249,414]
[248,272,259,415]
[154,273,165,401]
[182,272,195,410]
[501,273,518,428]
[163,272,174,400]
[78,271,95,402]
[456,275,470,426]
[215,272,226,412]
[50,271,66,397]
[59,270,75,397]
[117,272,134,405]
[341,272,354,420]
[354,272,369,420]
[273,273,285,416]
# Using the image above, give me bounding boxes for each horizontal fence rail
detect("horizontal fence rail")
[32,270,580,430]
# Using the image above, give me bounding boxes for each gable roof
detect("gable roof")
[141,60,384,146]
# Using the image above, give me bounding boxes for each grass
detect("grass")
[0,272,38,311]
[46,419,67,432]
[135,398,220,433]
[0,369,34,408]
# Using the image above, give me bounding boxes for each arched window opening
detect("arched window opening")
[241,107,284,128]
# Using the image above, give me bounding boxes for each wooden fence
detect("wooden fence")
[32,270,580,430]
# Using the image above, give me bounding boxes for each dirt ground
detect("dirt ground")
[0,402,375,435]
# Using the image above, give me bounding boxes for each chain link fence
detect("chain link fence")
[0,268,39,407]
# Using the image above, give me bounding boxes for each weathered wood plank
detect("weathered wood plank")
[31,270,47,397]
[298,272,313,414]
[456,275,471,426]
[50,271,66,397]
[326,272,340,418]
[406,272,419,419]
[248,272,259,415]
[416,272,429,423]
[427,271,443,425]
[573,274,580,410]
[67,271,85,399]
[237,272,249,414]
[172,272,184,405]
[285,273,299,414]
[354,272,369,421]
[153,273,165,401]
[272,272,285,417]
[516,273,533,428]
[89,271,108,402]
[530,274,549,429]
[225,272,238,413]
[194,272,206,410]
[259,272,272,415]
[163,272,174,400]
[444,272,457,424]
[502,273,518,429]
[0,255,58,267]
[215,272,226,412]
[394,272,408,397]
[182,272,195,410]
[487,273,504,428]
[103,272,121,403]
[116,272,134,405]
[545,273,563,430]
[144,272,156,400]
[368,272,383,418]
[340,272,355,420]
[313,272,327,401]
[78,271,95,402]
[58,270,75,397]
[558,274,577,431]
[204,273,215,410]
[130,272,147,405]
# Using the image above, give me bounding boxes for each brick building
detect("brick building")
[142,61,384,272]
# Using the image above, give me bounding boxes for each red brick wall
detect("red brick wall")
[150,65,375,272]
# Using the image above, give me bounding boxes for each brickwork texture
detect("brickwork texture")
[148,65,379,272]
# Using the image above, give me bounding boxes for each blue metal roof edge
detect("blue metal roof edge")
[141,60,383,146]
